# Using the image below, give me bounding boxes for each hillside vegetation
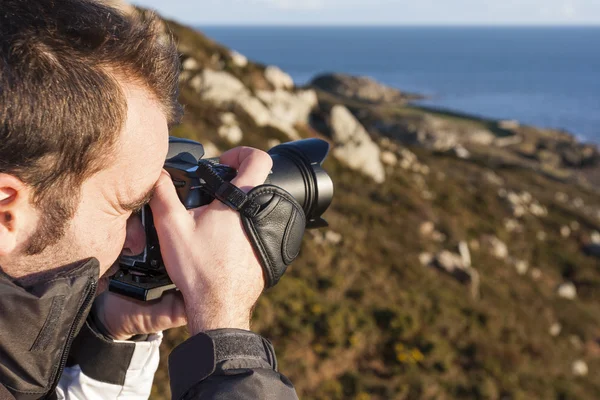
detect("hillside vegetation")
[149,14,600,400]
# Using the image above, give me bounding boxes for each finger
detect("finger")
[156,292,188,329]
[149,170,190,231]
[220,147,273,192]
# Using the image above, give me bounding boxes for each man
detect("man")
[0,0,298,399]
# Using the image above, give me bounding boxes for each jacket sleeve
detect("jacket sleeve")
[57,319,162,400]
[169,329,298,400]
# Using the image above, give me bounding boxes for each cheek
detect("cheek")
[72,213,129,272]
[101,219,129,267]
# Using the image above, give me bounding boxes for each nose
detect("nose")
[121,214,146,256]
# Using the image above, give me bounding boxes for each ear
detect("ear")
[0,174,33,256]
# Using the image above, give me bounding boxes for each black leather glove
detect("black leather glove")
[196,162,306,288]
[240,185,306,288]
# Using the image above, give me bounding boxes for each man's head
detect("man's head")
[0,0,182,282]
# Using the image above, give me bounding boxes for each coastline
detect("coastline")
[307,73,600,190]
[202,25,600,144]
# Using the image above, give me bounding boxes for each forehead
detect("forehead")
[109,83,169,199]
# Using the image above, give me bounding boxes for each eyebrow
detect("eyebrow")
[120,186,156,213]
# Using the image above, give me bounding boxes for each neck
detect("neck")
[0,256,88,287]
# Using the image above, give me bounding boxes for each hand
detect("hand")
[149,147,273,335]
[93,291,187,341]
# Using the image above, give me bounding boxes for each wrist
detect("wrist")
[184,297,251,335]
[189,320,251,335]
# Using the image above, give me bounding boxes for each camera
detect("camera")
[109,137,334,301]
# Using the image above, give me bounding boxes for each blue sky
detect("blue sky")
[131,0,600,25]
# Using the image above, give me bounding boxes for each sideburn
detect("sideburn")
[24,196,76,256]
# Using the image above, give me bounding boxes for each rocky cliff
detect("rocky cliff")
[139,12,600,400]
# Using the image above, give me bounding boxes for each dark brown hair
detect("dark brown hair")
[0,0,182,254]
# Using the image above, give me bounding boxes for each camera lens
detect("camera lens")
[266,138,334,228]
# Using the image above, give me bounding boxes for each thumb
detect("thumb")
[149,170,190,232]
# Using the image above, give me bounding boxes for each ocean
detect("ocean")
[200,26,600,144]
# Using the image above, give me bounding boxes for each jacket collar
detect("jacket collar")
[0,259,99,400]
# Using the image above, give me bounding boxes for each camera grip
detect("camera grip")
[240,185,306,288]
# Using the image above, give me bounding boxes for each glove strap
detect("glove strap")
[195,161,261,217]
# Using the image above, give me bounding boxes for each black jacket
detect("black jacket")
[0,259,298,399]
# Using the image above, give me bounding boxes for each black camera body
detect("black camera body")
[109,137,334,301]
